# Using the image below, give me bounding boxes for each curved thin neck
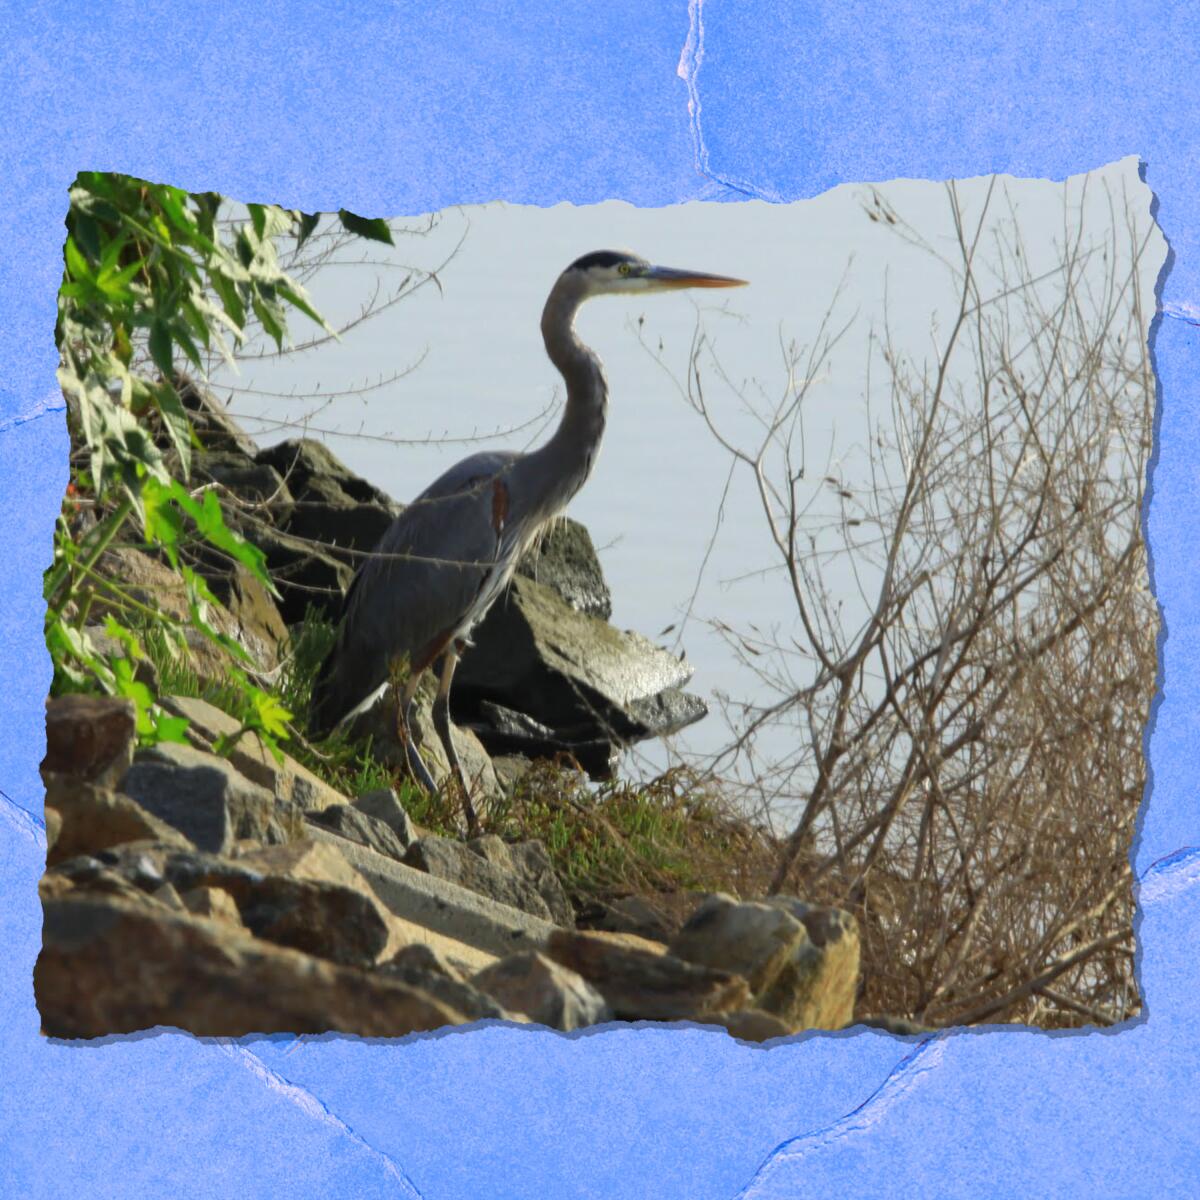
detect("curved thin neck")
[515,276,608,522]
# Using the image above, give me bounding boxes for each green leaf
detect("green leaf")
[254,688,292,735]
[149,319,174,376]
[150,379,193,479]
[103,614,145,660]
[159,187,198,237]
[99,257,143,296]
[112,657,157,735]
[247,203,267,242]
[98,233,128,276]
[276,281,334,333]
[72,214,102,262]
[251,293,286,348]
[148,711,190,744]
[209,268,247,330]
[171,319,205,370]
[142,476,185,564]
[337,209,394,246]
[63,235,94,282]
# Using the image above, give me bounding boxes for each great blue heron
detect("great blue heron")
[308,249,747,832]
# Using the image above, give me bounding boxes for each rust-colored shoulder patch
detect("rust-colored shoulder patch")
[491,477,510,534]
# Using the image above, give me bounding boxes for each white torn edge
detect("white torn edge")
[733,1035,948,1199]
[1137,845,1200,906]
[0,785,46,847]
[1162,301,1200,326]
[218,1041,427,1199]
[676,0,782,202]
[0,390,66,435]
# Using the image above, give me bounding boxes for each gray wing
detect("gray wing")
[308,450,523,735]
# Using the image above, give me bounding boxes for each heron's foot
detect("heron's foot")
[396,703,438,794]
[455,768,481,839]
[404,740,439,795]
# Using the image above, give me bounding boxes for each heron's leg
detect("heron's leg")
[396,668,437,794]
[432,643,480,836]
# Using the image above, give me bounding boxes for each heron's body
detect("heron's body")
[309,250,745,832]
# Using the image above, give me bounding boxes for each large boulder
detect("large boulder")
[42,694,137,790]
[514,518,611,619]
[255,437,397,510]
[462,701,616,780]
[35,890,466,1038]
[668,892,861,1032]
[233,515,353,624]
[91,545,283,677]
[174,375,260,459]
[193,448,295,527]
[454,575,707,775]
[276,470,398,564]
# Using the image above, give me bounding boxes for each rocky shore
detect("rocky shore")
[38,691,861,1039]
[38,381,865,1040]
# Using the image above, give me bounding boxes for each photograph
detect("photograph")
[37,156,1163,1039]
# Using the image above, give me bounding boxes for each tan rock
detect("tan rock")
[404,835,554,922]
[180,885,245,928]
[669,893,808,994]
[380,944,517,1024]
[467,836,574,928]
[91,546,261,682]
[669,893,860,1031]
[471,951,609,1030]
[206,564,289,673]
[227,838,405,964]
[121,741,303,854]
[760,897,860,1029]
[42,694,136,789]
[36,892,468,1038]
[44,806,62,855]
[696,1007,794,1043]
[577,929,669,955]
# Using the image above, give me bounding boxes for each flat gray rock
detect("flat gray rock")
[307,805,409,862]
[404,835,554,923]
[352,788,418,846]
[121,742,303,854]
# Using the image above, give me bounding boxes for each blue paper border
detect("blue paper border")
[2,3,1197,1195]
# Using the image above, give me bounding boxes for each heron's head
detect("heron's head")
[564,250,747,298]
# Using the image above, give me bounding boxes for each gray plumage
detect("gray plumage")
[308,250,746,830]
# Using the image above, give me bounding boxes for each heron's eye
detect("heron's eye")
[618,263,631,276]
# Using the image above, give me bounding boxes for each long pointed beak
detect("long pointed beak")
[644,265,748,289]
